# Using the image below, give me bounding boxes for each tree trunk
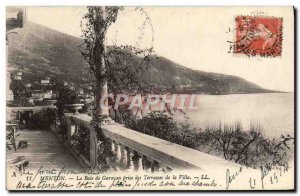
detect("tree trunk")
[93,7,109,121]
[94,76,109,117]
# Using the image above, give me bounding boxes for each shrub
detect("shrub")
[196,122,294,168]
[112,107,199,149]
[112,106,294,168]
[28,108,56,129]
[56,84,81,115]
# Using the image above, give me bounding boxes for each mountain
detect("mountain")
[6,21,278,95]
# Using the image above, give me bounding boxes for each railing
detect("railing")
[7,106,240,172]
[7,106,44,122]
[54,112,240,172]
[64,113,93,168]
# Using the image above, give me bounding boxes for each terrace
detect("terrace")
[6,106,240,173]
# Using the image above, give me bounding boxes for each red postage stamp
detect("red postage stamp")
[233,16,283,57]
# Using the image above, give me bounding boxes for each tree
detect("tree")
[79,6,154,125]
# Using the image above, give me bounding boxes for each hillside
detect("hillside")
[7,21,277,95]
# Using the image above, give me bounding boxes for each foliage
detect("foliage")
[113,106,294,168]
[113,107,200,149]
[28,107,56,129]
[55,114,68,141]
[79,7,153,86]
[10,80,25,98]
[80,6,123,85]
[196,122,294,168]
[55,84,81,115]
[70,123,90,160]
[96,132,115,172]
[79,6,155,118]
[79,7,156,170]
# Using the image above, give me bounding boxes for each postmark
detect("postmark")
[229,16,283,57]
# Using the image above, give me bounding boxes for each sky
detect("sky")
[16,6,294,92]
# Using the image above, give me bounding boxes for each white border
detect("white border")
[1,0,298,195]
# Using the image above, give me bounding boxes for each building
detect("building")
[27,97,34,105]
[13,75,22,80]
[16,71,22,76]
[41,80,50,85]
[17,8,27,28]
[79,88,84,95]
[43,90,53,99]
[6,72,13,101]
[32,90,43,99]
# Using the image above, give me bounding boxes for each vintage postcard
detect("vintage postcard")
[6,6,295,191]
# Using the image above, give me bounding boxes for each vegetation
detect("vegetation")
[55,84,81,115]
[198,122,294,168]
[79,6,154,120]
[28,107,56,129]
[112,106,294,169]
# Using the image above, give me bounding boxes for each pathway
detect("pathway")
[6,129,81,170]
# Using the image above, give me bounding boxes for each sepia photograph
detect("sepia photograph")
[5,5,295,191]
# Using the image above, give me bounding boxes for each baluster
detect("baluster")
[132,151,142,171]
[76,124,79,135]
[138,154,143,171]
[162,166,172,173]
[142,155,151,172]
[114,142,121,161]
[70,125,75,136]
[90,128,98,168]
[105,139,117,171]
[66,118,72,141]
[120,145,126,165]
[55,116,58,130]
[126,147,134,170]
[151,161,160,173]
[111,140,115,152]
[106,156,117,171]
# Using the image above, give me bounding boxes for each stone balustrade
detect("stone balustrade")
[7,106,45,122]
[7,106,240,172]
[62,113,240,172]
